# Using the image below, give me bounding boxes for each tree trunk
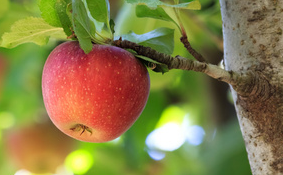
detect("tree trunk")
[219,0,283,174]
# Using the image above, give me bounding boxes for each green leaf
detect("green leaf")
[109,19,115,34]
[66,2,73,20]
[135,5,180,30]
[125,0,201,10]
[72,0,95,54]
[55,0,73,36]
[120,27,174,55]
[85,0,113,38]
[1,17,66,48]
[151,63,169,73]
[126,49,169,74]
[136,5,174,22]
[171,1,201,10]
[136,55,169,74]
[39,0,62,27]
[86,0,110,23]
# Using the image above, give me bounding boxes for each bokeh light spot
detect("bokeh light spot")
[0,112,15,129]
[185,125,205,146]
[65,149,94,174]
[147,149,166,161]
[146,122,186,151]
[14,169,32,175]
[109,136,121,144]
[156,106,186,128]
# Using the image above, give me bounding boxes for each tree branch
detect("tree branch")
[180,35,206,63]
[112,39,273,99]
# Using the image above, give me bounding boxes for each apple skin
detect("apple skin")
[5,122,76,174]
[42,41,150,142]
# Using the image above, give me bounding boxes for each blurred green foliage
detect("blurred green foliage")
[0,0,251,175]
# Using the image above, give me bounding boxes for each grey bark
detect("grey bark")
[219,0,283,174]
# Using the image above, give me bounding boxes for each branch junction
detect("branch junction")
[112,39,273,100]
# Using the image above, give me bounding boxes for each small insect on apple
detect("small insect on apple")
[42,41,150,143]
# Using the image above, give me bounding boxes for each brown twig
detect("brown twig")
[113,38,233,81]
[172,6,207,63]
[180,35,206,63]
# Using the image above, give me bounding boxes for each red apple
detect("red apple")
[42,41,150,142]
[5,121,76,174]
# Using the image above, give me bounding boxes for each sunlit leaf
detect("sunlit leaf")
[170,0,201,10]
[86,0,110,23]
[39,0,62,27]
[136,5,180,31]
[1,17,66,48]
[136,5,175,22]
[125,0,201,10]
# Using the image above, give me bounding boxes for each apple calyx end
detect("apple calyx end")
[70,124,92,136]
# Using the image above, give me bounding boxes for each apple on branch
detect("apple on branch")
[42,41,150,143]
